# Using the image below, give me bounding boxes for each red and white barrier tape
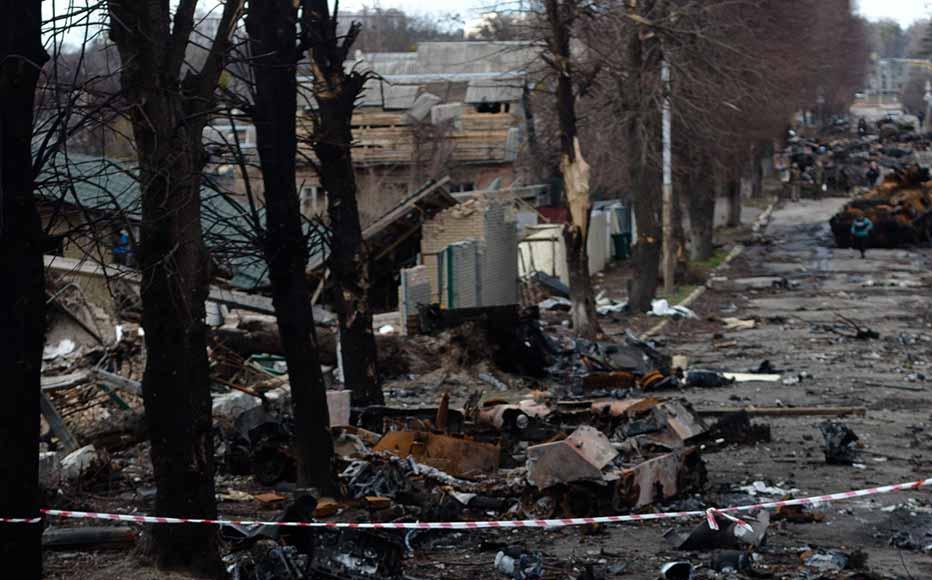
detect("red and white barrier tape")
[2,477,929,529]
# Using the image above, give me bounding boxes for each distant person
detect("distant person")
[113,229,132,266]
[813,160,825,199]
[790,163,801,202]
[865,161,880,187]
[858,117,868,137]
[850,215,874,259]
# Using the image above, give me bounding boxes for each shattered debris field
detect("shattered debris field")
[43,197,932,579]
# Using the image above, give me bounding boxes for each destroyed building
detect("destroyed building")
[207,41,536,229]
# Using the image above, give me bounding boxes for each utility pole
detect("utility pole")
[661,57,674,296]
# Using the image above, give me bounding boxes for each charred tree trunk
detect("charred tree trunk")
[625,8,663,314]
[687,151,717,261]
[134,131,221,576]
[0,2,48,575]
[751,142,765,198]
[305,2,382,406]
[726,170,741,227]
[107,1,242,574]
[247,0,335,492]
[672,169,689,281]
[545,0,601,338]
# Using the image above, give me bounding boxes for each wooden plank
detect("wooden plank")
[40,392,80,454]
[696,406,866,418]
[90,369,143,396]
[41,371,91,392]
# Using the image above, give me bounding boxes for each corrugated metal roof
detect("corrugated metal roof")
[356,79,420,109]
[465,79,524,104]
[382,84,420,109]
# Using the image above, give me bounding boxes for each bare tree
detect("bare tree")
[303,1,383,406]
[105,0,243,574]
[540,0,602,338]
[0,1,48,575]
[245,0,336,492]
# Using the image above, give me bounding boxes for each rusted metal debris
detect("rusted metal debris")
[613,447,706,510]
[477,399,552,430]
[527,426,618,489]
[373,431,500,478]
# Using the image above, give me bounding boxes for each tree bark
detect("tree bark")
[107,1,242,574]
[726,171,741,227]
[751,143,765,198]
[0,2,48,575]
[545,0,602,338]
[687,151,717,261]
[247,0,335,493]
[134,123,221,577]
[305,2,383,406]
[672,170,689,281]
[625,5,663,314]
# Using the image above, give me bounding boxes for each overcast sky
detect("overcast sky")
[347,0,932,27]
[42,0,932,47]
[857,0,930,26]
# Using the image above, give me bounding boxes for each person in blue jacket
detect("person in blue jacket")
[113,229,132,266]
[850,216,873,259]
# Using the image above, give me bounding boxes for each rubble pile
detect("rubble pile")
[830,164,932,248]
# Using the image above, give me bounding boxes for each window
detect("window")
[449,182,475,193]
[476,102,507,114]
[300,185,320,215]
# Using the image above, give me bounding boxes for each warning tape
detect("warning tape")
[1,477,929,529]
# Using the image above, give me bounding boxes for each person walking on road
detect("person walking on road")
[850,215,874,259]
[813,160,825,200]
[866,161,880,188]
[790,163,801,202]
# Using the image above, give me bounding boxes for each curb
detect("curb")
[643,199,777,338]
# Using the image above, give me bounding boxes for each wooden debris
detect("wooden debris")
[40,392,80,453]
[364,496,392,510]
[314,498,340,518]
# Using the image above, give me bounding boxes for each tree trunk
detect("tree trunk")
[546,0,601,338]
[625,13,663,314]
[726,171,741,227]
[0,3,48,575]
[107,0,242,573]
[629,170,662,313]
[306,2,383,407]
[247,0,335,493]
[687,153,717,262]
[672,171,689,281]
[315,102,382,406]
[751,143,765,198]
[135,127,222,576]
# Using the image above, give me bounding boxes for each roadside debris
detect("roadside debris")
[42,526,137,550]
[819,421,862,465]
[711,550,752,573]
[659,561,693,580]
[665,510,770,550]
[802,548,867,572]
[649,299,698,319]
[527,426,618,489]
[494,548,544,580]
